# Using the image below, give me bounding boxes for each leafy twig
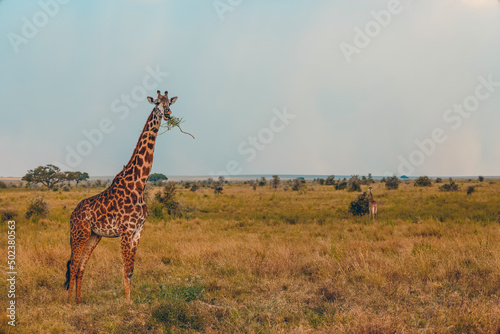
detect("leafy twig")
[159,116,195,139]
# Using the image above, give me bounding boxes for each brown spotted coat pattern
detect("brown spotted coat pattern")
[67,93,170,304]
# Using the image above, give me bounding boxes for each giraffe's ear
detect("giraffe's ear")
[147,97,157,105]
[169,96,178,105]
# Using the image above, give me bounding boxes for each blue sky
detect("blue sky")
[1,0,499,177]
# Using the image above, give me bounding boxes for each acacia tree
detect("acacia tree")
[66,171,90,185]
[148,173,168,183]
[22,164,68,189]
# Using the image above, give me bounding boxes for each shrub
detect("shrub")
[414,176,432,187]
[360,174,375,185]
[292,179,302,191]
[155,182,180,215]
[335,180,347,190]
[0,181,7,188]
[435,177,443,183]
[149,201,164,219]
[347,175,361,192]
[316,178,325,185]
[439,181,459,192]
[466,186,475,195]
[0,209,18,222]
[213,185,223,194]
[271,175,280,189]
[92,180,106,188]
[190,184,199,192]
[385,175,401,190]
[282,185,289,191]
[348,192,369,216]
[25,197,49,219]
[258,177,267,187]
[325,175,335,185]
[478,176,484,182]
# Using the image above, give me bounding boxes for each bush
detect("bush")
[335,180,347,190]
[0,209,18,222]
[435,177,443,183]
[347,175,361,192]
[478,176,484,182]
[360,174,375,185]
[291,179,302,191]
[149,201,164,219]
[466,186,475,195]
[190,184,199,192]
[439,181,459,192]
[385,175,401,190]
[0,181,7,188]
[414,176,432,187]
[213,185,223,194]
[258,177,267,187]
[325,175,335,186]
[155,182,180,215]
[348,192,369,216]
[271,175,280,189]
[25,197,49,219]
[92,180,106,188]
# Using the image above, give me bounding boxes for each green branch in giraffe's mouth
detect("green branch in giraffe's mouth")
[159,116,195,139]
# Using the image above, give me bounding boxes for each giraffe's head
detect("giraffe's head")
[147,90,178,120]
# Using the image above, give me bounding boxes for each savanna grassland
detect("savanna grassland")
[0,178,499,333]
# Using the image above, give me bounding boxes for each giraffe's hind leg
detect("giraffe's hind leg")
[67,229,90,304]
[75,234,102,304]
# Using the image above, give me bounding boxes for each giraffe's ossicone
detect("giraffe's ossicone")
[65,91,178,304]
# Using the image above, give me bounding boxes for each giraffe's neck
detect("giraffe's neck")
[115,109,162,193]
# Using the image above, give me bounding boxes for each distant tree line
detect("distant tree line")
[22,164,89,190]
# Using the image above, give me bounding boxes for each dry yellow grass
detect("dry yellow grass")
[0,179,499,333]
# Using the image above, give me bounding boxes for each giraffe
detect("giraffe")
[64,90,178,304]
[368,187,377,219]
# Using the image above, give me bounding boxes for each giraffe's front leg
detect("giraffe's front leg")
[120,223,143,301]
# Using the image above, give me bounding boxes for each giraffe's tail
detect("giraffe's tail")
[64,259,71,290]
